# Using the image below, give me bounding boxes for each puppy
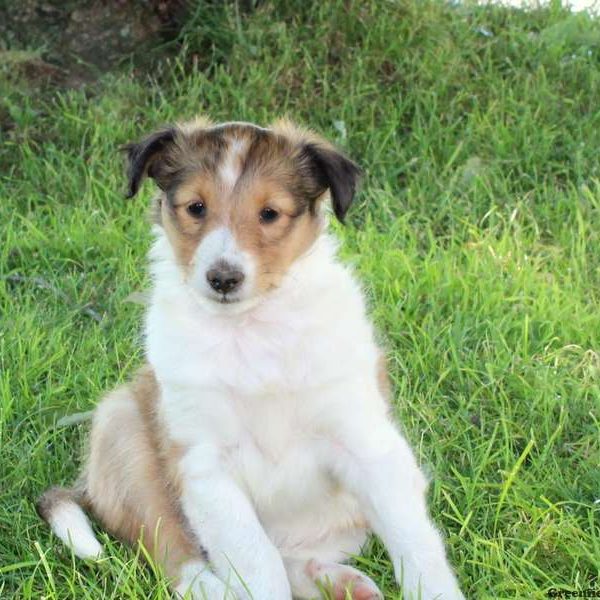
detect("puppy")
[37,118,465,600]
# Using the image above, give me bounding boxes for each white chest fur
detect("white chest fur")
[145,231,386,543]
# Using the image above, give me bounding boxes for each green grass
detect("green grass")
[1,1,599,598]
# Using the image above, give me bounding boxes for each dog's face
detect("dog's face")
[125,119,361,309]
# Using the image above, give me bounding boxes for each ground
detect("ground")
[0,1,599,599]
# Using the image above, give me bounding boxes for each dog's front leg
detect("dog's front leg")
[179,448,292,600]
[330,415,465,600]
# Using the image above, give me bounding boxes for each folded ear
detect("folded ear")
[302,143,362,223]
[123,127,176,198]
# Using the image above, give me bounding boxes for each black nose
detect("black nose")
[206,265,245,294]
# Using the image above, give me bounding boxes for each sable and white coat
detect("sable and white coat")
[38,119,465,600]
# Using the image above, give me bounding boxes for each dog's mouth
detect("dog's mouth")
[186,279,263,315]
[203,288,246,307]
[202,288,264,315]
[217,294,239,304]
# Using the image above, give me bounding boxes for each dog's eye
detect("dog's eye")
[187,201,206,218]
[260,207,280,224]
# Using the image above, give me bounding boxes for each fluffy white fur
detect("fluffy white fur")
[48,501,103,560]
[145,224,465,600]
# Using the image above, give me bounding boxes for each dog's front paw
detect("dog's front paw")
[175,560,239,600]
[395,560,464,600]
[406,582,465,600]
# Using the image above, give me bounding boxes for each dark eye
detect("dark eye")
[260,207,280,224]
[187,201,206,218]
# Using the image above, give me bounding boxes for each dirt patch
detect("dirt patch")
[0,0,186,87]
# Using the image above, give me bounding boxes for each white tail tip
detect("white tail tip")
[48,500,103,559]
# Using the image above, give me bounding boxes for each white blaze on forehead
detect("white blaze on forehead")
[200,226,242,263]
[219,138,248,189]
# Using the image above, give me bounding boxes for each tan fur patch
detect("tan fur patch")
[85,366,199,578]
[232,191,322,293]
[160,171,223,274]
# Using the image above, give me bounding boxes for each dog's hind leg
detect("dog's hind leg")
[38,369,231,599]
[285,557,383,600]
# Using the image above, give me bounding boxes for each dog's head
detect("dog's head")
[125,118,361,309]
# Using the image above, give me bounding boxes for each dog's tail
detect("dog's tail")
[36,484,103,559]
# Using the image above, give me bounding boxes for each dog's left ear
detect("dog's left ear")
[123,127,177,198]
[303,143,362,223]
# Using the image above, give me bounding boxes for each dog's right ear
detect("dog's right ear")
[123,127,177,198]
